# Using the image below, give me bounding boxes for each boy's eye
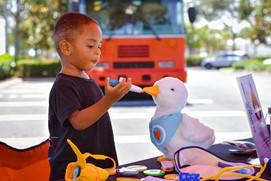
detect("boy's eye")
[87,44,102,49]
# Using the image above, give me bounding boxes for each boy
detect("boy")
[48,12,131,180]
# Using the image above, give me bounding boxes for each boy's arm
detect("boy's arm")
[69,78,131,130]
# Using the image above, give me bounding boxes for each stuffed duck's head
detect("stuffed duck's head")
[143,77,188,111]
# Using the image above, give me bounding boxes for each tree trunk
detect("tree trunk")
[3,0,9,53]
[253,41,257,56]
[206,41,210,54]
[14,0,21,62]
[231,30,236,51]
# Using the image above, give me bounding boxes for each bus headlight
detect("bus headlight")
[159,61,175,68]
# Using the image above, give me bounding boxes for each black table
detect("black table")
[108,139,271,180]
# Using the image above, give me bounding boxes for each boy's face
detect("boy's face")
[65,23,102,71]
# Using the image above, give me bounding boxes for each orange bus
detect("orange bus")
[73,0,188,87]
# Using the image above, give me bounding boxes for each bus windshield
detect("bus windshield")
[87,0,185,36]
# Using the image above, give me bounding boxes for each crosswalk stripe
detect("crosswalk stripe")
[185,110,246,117]
[0,114,47,121]
[0,132,252,149]
[115,132,252,144]
[187,98,214,104]
[0,110,247,122]
[0,90,50,94]
[0,101,48,107]
[0,94,48,99]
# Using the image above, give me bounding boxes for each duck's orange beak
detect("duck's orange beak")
[142,84,159,97]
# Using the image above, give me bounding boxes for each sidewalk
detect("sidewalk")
[0,77,23,89]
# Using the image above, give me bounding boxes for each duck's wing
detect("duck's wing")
[180,114,214,143]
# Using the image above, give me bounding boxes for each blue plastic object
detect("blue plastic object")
[109,79,119,86]
[72,166,81,179]
[179,172,200,181]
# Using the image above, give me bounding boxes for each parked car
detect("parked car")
[201,52,248,69]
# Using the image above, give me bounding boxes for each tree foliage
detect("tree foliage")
[0,0,3,15]
[1,0,67,58]
[239,0,271,45]
[195,0,271,48]
[186,24,227,55]
[195,0,241,50]
[20,0,67,57]
[2,0,271,58]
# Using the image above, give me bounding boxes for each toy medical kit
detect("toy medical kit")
[117,167,139,176]
[164,173,178,180]
[143,169,165,177]
[156,156,174,172]
[174,146,269,181]
[143,77,215,159]
[141,176,168,181]
[65,139,116,181]
[222,140,256,155]
[116,177,141,181]
[126,165,148,172]
[160,160,174,172]
[109,79,142,93]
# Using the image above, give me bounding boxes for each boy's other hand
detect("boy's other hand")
[104,77,132,103]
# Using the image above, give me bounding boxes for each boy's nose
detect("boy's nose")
[95,48,101,56]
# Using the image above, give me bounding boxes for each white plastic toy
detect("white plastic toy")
[143,77,215,159]
[109,78,142,93]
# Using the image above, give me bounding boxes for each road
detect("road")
[0,68,271,164]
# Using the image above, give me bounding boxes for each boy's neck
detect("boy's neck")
[60,67,89,79]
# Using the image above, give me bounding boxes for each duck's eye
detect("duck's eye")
[170,88,175,91]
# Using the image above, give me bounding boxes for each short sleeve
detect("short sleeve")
[51,81,82,127]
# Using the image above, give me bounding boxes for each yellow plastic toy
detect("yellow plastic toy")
[65,139,116,181]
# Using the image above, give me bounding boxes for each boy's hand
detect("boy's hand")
[104,77,132,104]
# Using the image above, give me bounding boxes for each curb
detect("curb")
[0,77,23,89]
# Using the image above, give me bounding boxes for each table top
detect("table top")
[108,139,271,180]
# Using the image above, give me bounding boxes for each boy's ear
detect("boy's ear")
[59,40,72,56]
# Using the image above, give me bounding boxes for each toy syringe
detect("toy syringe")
[109,79,142,93]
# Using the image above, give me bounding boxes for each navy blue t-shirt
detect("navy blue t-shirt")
[48,73,118,180]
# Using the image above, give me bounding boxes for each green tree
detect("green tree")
[186,24,226,55]
[186,24,203,55]
[0,0,10,54]
[239,0,271,47]
[20,0,67,57]
[1,0,67,60]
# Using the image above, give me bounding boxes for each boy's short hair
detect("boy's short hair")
[54,12,98,56]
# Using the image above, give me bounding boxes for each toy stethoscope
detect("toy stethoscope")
[174,146,269,181]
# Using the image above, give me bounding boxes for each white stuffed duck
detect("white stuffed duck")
[143,77,215,159]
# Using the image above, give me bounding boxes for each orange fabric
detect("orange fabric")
[0,140,50,181]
